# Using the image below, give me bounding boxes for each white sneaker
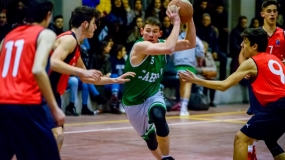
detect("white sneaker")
[179,111,190,116]
[119,103,126,113]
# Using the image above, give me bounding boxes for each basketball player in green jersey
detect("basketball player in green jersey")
[122,5,196,160]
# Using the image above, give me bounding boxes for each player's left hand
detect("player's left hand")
[178,69,198,83]
[115,72,136,84]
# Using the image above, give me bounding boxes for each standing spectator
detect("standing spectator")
[211,2,229,53]
[48,15,64,36]
[145,0,166,21]
[173,26,204,116]
[123,0,136,27]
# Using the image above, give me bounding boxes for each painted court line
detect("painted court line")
[64,117,249,134]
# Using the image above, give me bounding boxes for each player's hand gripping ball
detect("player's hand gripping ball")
[168,0,193,24]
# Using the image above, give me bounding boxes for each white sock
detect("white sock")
[180,98,189,112]
[162,155,170,158]
[248,145,253,153]
[253,140,258,146]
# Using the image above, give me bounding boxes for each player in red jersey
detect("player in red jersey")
[238,1,285,159]
[0,0,64,160]
[49,6,135,150]
[179,28,285,160]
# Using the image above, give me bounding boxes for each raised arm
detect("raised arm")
[133,6,181,55]
[179,58,257,91]
[174,18,196,51]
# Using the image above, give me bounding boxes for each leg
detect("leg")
[78,79,95,115]
[265,140,285,160]
[1,105,60,160]
[234,131,253,160]
[52,127,64,151]
[110,74,121,105]
[66,76,79,116]
[144,131,162,160]
[179,78,191,116]
[149,106,170,157]
[0,117,14,160]
[209,89,216,107]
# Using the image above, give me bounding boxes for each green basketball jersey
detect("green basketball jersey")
[122,38,166,106]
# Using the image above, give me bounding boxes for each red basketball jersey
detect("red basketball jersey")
[49,31,81,95]
[0,25,45,104]
[251,52,285,106]
[266,27,285,60]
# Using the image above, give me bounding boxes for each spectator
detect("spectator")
[48,15,64,35]
[230,16,247,73]
[160,16,173,39]
[0,9,12,41]
[123,0,136,27]
[211,2,229,53]
[145,0,166,21]
[249,17,261,28]
[193,0,211,26]
[133,0,145,19]
[107,44,127,107]
[196,13,228,107]
[126,16,143,53]
[7,0,25,27]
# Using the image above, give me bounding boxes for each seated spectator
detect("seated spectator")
[0,9,12,41]
[196,41,217,107]
[48,15,64,35]
[133,0,145,19]
[249,17,261,28]
[65,76,80,116]
[107,44,127,106]
[126,16,143,53]
[160,16,173,39]
[7,0,25,28]
[145,0,165,21]
[122,0,136,27]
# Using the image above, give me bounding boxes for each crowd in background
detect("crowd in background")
[1,0,285,114]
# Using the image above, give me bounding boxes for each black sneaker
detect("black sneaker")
[81,107,96,115]
[109,95,121,106]
[162,156,175,160]
[65,106,79,116]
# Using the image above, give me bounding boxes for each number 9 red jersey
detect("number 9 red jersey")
[0,25,45,104]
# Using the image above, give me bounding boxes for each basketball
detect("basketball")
[168,0,193,24]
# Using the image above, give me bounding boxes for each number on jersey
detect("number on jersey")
[268,59,285,84]
[2,39,24,78]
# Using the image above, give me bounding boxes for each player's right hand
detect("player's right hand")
[82,69,103,82]
[52,107,65,127]
[166,5,181,25]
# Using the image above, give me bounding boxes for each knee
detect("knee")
[150,106,169,137]
[234,131,250,146]
[143,131,158,151]
[68,77,78,86]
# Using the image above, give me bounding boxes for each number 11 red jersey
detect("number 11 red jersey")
[0,25,45,104]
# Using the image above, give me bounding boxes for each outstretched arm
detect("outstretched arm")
[174,18,196,51]
[80,72,136,85]
[179,58,257,91]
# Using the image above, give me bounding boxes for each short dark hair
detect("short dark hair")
[23,0,53,23]
[110,44,125,56]
[69,6,101,28]
[241,28,268,52]
[143,16,161,29]
[261,0,278,10]
[53,15,63,22]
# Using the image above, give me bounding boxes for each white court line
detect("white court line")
[64,117,249,134]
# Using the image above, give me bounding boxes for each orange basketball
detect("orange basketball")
[168,0,193,24]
